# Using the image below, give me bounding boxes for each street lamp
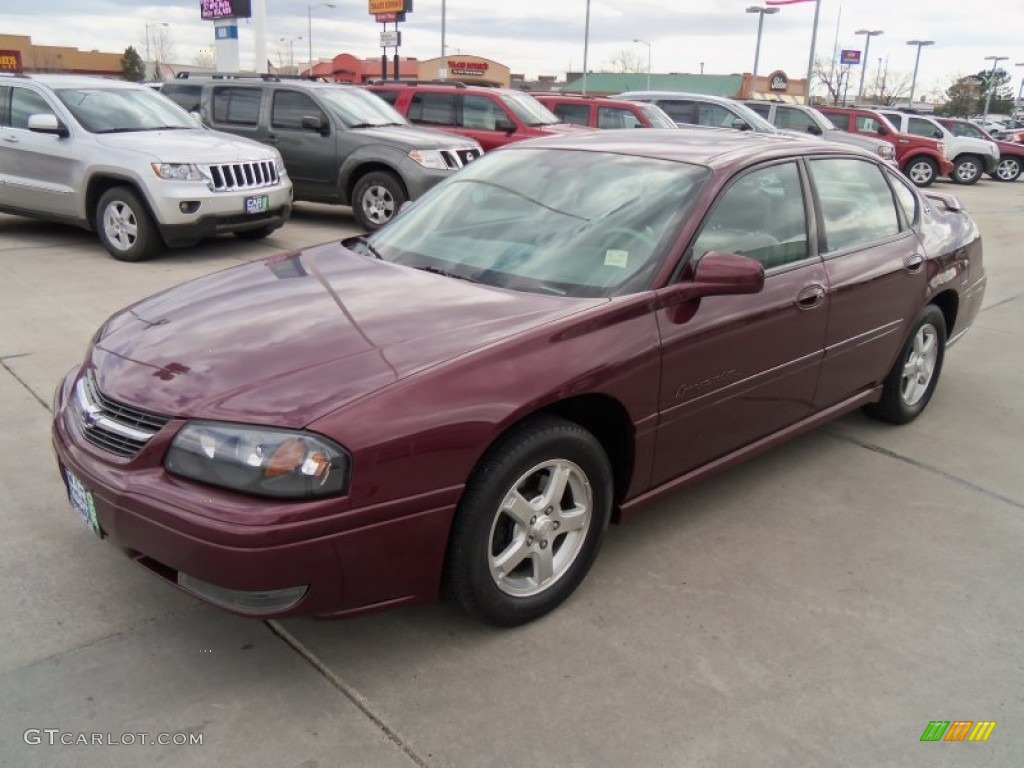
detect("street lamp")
[632,38,651,90]
[1016,62,1024,119]
[982,55,1008,124]
[280,36,303,72]
[145,21,169,80]
[905,40,934,105]
[307,2,335,77]
[582,0,591,95]
[746,6,779,89]
[854,29,883,102]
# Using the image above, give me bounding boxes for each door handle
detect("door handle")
[796,284,826,310]
[903,253,925,273]
[265,134,280,144]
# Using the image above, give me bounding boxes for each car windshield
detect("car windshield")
[641,104,678,129]
[55,88,196,133]
[364,148,709,298]
[499,91,560,126]
[317,87,407,127]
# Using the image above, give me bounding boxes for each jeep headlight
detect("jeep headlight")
[151,163,204,182]
[274,156,288,178]
[165,421,350,499]
[409,149,449,170]
[877,144,895,160]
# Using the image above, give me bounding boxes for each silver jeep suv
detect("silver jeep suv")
[0,74,292,261]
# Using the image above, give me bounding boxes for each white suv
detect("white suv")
[0,74,293,260]
[878,110,998,185]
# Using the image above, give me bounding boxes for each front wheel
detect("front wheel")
[864,305,946,425]
[446,416,613,627]
[951,155,983,185]
[351,171,406,231]
[904,156,938,187]
[991,156,1022,182]
[95,186,163,261]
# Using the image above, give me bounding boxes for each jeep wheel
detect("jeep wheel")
[352,171,406,231]
[96,187,163,262]
[951,155,982,185]
[904,156,938,187]
[991,156,1022,182]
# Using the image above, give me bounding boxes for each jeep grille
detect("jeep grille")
[204,160,280,192]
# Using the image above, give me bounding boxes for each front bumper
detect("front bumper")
[51,368,456,619]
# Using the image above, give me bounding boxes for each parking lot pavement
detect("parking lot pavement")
[1,181,1021,767]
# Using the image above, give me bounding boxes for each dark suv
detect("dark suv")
[184,74,482,230]
[367,81,590,152]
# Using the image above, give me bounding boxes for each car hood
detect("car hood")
[93,128,278,163]
[352,123,481,149]
[90,244,600,428]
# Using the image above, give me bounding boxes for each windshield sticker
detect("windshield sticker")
[604,249,629,268]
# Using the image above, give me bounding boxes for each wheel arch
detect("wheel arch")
[343,162,408,205]
[930,289,959,340]
[85,175,154,232]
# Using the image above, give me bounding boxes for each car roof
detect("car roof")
[502,128,875,169]
[0,73,143,90]
[616,91,735,105]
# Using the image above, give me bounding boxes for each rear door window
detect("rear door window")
[808,158,900,253]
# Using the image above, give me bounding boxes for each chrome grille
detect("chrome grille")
[205,160,279,192]
[439,148,481,170]
[73,373,171,458]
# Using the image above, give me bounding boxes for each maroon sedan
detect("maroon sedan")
[52,131,986,627]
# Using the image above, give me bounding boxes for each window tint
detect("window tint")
[211,87,261,125]
[598,106,642,129]
[272,90,324,129]
[746,102,771,117]
[160,84,202,112]
[888,172,919,228]
[947,121,983,138]
[551,102,590,126]
[408,92,456,126]
[819,112,846,130]
[776,106,816,133]
[855,115,886,134]
[809,158,900,253]
[10,88,55,129]
[908,117,941,139]
[690,162,808,269]
[656,99,695,124]
[696,103,742,129]
[461,94,511,130]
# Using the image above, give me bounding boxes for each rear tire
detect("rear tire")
[446,415,613,627]
[951,155,983,185]
[991,156,1022,182]
[95,186,163,262]
[904,156,938,187]
[864,305,946,425]
[351,171,406,231]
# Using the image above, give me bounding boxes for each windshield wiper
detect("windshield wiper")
[415,265,475,282]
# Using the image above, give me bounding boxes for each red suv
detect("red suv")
[818,106,952,187]
[367,82,590,152]
[532,93,678,129]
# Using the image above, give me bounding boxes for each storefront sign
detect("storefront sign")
[448,60,488,76]
[369,0,410,14]
[768,70,788,91]
[0,50,22,73]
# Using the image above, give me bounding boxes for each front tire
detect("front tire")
[991,156,1022,182]
[95,186,163,261]
[951,155,983,185]
[904,156,938,187]
[351,171,406,231]
[446,416,613,627]
[864,305,946,425]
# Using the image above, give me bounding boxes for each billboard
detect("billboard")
[201,0,252,20]
[840,49,862,65]
[369,0,412,15]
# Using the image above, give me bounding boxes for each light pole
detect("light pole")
[905,40,934,105]
[854,29,883,102]
[307,2,335,77]
[632,38,651,90]
[582,0,591,95]
[1016,62,1024,118]
[746,6,779,89]
[280,36,303,72]
[982,55,1008,124]
[145,21,168,80]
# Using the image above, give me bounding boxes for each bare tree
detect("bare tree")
[814,55,853,105]
[867,63,912,106]
[602,49,645,74]
[150,26,175,70]
[192,51,215,69]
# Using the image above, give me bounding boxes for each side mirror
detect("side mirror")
[27,113,69,137]
[932,129,943,139]
[876,124,890,136]
[495,117,516,134]
[301,114,328,134]
[732,119,752,131]
[657,251,765,308]
[807,124,823,136]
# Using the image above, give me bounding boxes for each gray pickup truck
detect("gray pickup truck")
[167,75,483,230]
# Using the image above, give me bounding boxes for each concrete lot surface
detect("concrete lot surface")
[0,187,1020,767]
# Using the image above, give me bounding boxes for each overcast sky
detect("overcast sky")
[3,1,1022,97]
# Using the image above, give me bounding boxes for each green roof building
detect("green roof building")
[562,73,744,97]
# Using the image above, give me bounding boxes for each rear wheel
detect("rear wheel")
[446,415,613,627]
[991,156,1022,182]
[904,156,938,187]
[864,305,946,425]
[351,171,406,231]
[951,155,983,185]
[95,186,163,261]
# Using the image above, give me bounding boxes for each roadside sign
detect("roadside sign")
[840,49,862,65]
[375,12,406,22]
[369,0,407,13]
[380,31,401,48]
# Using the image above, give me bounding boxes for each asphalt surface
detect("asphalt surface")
[0,184,1021,768]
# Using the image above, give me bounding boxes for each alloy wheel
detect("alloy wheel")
[900,323,939,407]
[102,201,139,252]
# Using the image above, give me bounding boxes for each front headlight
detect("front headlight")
[408,149,449,170]
[165,421,350,499]
[274,155,288,178]
[877,144,895,160]
[151,163,204,182]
